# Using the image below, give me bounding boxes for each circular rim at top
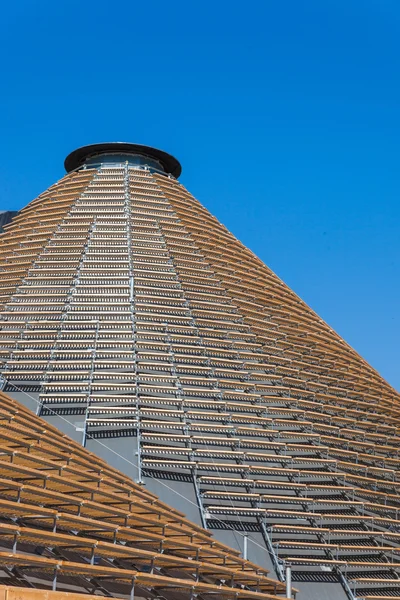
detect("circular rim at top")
[64,142,182,177]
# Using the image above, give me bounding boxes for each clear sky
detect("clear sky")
[0,1,399,390]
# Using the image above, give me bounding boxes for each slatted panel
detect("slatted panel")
[0,391,286,600]
[0,156,399,599]
[153,172,400,600]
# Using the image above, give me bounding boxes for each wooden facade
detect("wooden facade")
[0,149,398,599]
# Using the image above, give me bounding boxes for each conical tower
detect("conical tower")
[0,142,399,600]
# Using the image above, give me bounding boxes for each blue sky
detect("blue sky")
[0,1,399,389]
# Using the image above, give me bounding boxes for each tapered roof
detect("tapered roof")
[0,146,399,600]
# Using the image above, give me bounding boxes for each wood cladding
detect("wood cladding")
[0,161,398,599]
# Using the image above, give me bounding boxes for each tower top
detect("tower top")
[64,142,182,178]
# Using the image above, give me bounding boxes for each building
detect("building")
[0,211,18,233]
[0,142,399,600]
